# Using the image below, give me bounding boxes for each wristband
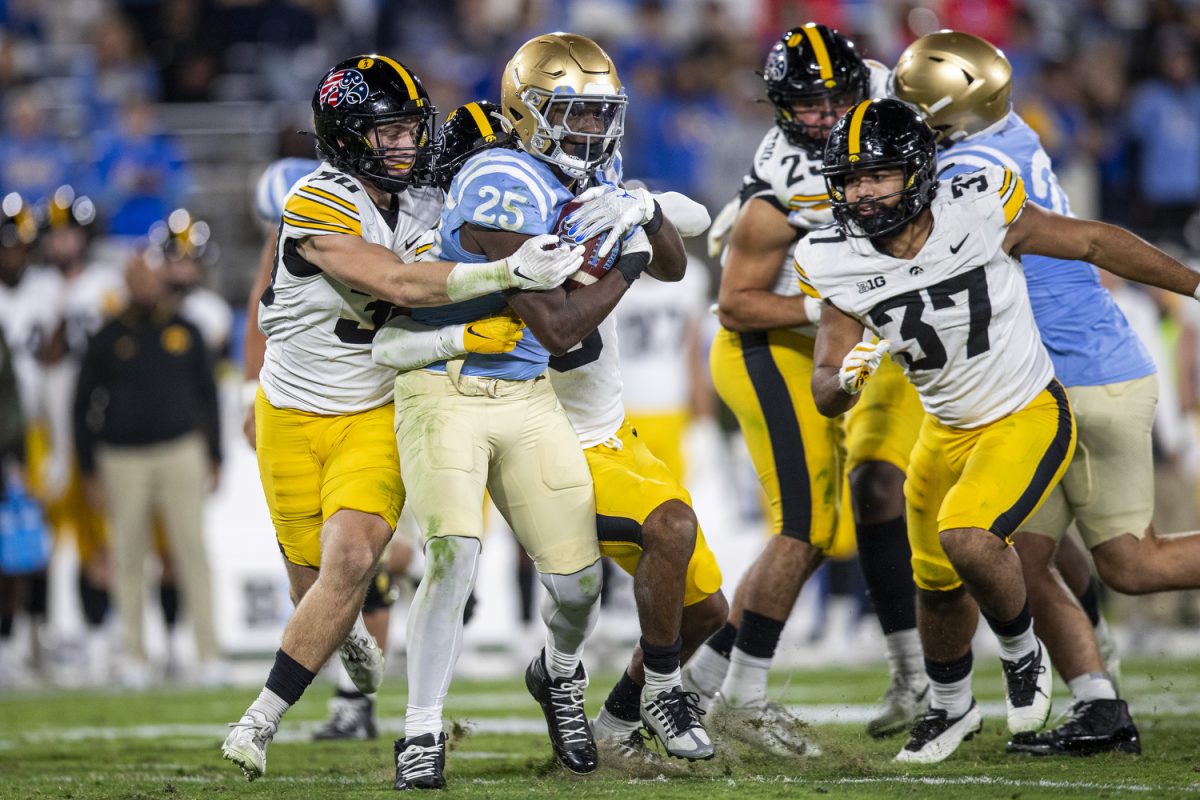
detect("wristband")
[241,379,260,407]
[614,251,650,285]
[642,201,664,236]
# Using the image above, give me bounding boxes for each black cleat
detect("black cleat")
[394,732,447,790]
[313,693,377,741]
[894,702,983,764]
[1007,698,1141,757]
[525,650,598,774]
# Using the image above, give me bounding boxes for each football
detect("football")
[556,200,622,291]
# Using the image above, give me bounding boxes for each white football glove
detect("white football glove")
[706,196,741,258]
[505,234,585,291]
[839,339,890,395]
[562,185,658,258]
[803,295,823,325]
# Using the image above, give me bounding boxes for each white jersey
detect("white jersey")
[794,165,1052,428]
[617,260,710,414]
[60,262,126,362]
[549,314,624,449]
[180,287,233,354]
[258,162,443,414]
[736,62,891,304]
[0,267,65,420]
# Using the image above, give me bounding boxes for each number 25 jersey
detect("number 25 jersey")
[794,166,1053,429]
[259,162,443,414]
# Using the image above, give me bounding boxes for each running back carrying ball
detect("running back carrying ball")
[556,200,622,289]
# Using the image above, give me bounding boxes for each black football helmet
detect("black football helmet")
[823,99,938,238]
[764,23,870,157]
[0,193,37,249]
[39,185,97,235]
[434,101,513,191]
[312,55,438,192]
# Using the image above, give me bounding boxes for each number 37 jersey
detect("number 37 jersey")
[794,166,1053,429]
[259,162,443,414]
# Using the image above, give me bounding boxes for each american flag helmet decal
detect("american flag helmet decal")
[319,69,368,108]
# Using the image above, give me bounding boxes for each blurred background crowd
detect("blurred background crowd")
[1,0,1199,690]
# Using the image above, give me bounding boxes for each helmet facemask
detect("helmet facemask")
[770,87,863,158]
[515,87,626,180]
[825,155,936,238]
[321,109,439,193]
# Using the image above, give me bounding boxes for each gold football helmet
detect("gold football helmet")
[501,32,625,180]
[889,30,1012,146]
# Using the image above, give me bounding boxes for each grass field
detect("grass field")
[3,658,1199,799]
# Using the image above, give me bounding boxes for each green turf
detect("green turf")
[2,658,1199,799]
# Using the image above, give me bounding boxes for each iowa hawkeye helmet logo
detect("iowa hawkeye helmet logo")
[319,69,368,108]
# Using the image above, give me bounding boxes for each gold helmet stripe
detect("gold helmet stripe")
[464,102,495,140]
[847,100,873,162]
[375,55,423,105]
[801,24,834,83]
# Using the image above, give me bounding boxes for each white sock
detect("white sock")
[248,688,289,728]
[885,629,926,685]
[995,621,1038,663]
[404,704,443,738]
[592,705,641,738]
[644,666,681,697]
[720,647,771,709]
[929,672,973,719]
[683,644,730,698]
[544,642,580,680]
[1068,672,1117,703]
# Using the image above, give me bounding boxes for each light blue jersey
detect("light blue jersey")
[255,157,322,225]
[938,113,1154,388]
[936,113,1152,388]
[412,148,578,380]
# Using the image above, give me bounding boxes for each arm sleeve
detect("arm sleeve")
[372,316,467,371]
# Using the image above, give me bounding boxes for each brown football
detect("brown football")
[556,200,622,291]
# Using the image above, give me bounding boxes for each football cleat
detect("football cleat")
[594,725,657,762]
[525,650,598,774]
[640,685,714,760]
[680,657,722,714]
[1001,640,1052,733]
[221,709,277,781]
[867,674,930,739]
[313,693,377,741]
[708,693,821,757]
[1006,698,1141,757]
[339,620,385,695]
[895,702,983,764]
[394,732,447,790]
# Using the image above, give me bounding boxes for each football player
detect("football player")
[384,34,695,788]
[221,54,583,781]
[801,98,1200,763]
[891,30,1200,756]
[686,23,925,752]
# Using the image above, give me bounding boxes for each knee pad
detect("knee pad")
[538,559,603,613]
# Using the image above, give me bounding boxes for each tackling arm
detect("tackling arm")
[1005,203,1200,298]
[717,199,820,331]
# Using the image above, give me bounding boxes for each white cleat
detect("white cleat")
[867,674,930,739]
[708,693,821,757]
[895,702,983,764]
[1001,639,1052,734]
[222,709,277,781]
[640,685,714,760]
[340,620,384,695]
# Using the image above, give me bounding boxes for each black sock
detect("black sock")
[159,583,180,628]
[0,614,11,639]
[641,635,682,675]
[1079,580,1102,627]
[78,573,110,627]
[604,670,642,722]
[856,516,917,634]
[336,687,368,701]
[734,610,785,659]
[983,601,1033,639]
[27,571,48,617]
[705,621,738,659]
[925,650,973,684]
[264,649,317,706]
